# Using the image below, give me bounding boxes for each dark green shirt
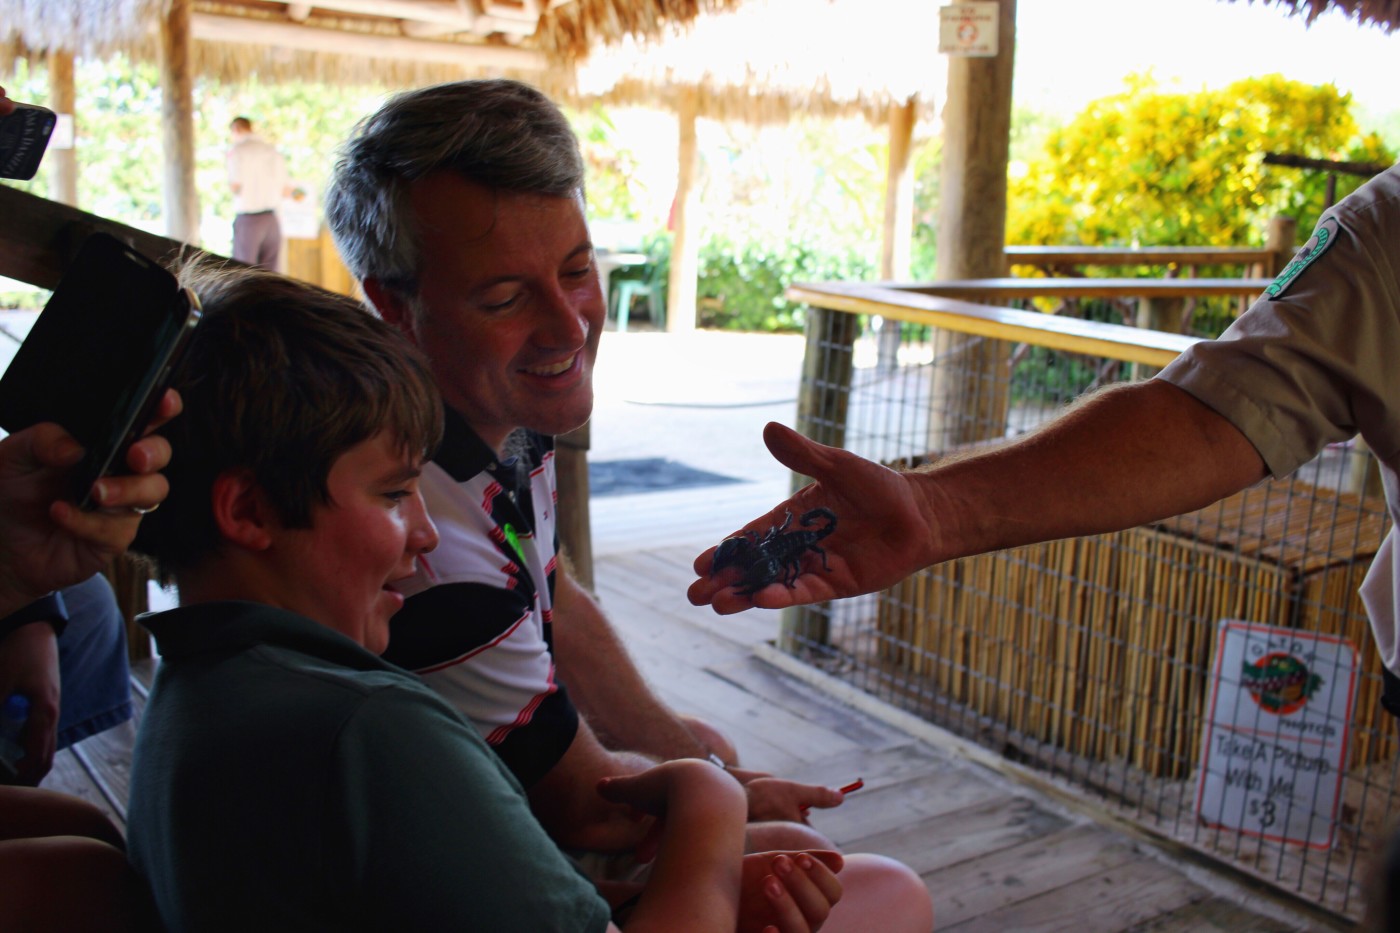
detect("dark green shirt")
[129,601,611,933]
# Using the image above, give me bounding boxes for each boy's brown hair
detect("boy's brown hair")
[132,263,442,582]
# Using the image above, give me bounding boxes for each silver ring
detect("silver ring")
[130,503,160,515]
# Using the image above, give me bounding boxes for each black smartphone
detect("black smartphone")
[0,102,57,180]
[0,233,201,508]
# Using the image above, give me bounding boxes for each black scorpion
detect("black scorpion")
[710,508,837,595]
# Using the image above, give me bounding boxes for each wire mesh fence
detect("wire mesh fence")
[783,298,1396,920]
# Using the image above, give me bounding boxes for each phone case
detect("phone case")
[0,232,201,507]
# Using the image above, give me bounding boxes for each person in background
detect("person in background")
[225,115,289,271]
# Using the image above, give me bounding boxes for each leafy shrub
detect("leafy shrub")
[694,236,874,332]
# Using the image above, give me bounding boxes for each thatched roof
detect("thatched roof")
[0,0,746,90]
[1,0,1394,120]
[1242,0,1400,31]
[574,0,945,123]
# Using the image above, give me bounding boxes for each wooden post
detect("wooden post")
[880,97,916,281]
[159,0,201,244]
[46,50,78,207]
[666,88,699,334]
[781,304,861,652]
[1132,296,1184,379]
[555,420,594,594]
[1264,214,1298,276]
[927,0,1016,451]
[875,96,917,371]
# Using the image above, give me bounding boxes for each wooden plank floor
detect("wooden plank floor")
[47,494,1350,932]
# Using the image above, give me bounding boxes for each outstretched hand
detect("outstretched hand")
[689,422,939,615]
[726,767,847,823]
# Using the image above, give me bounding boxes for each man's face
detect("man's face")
[383,173,605,453]
[262,431,438,654]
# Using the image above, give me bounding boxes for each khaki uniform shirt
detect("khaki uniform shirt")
[1158,163,1400,670]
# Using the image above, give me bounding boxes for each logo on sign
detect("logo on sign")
[1241,651,1322,715]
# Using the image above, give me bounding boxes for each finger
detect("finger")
[48,500,141,556]
[793,785,845,813]
[24,423,85,471]
[803,850,844,874]
[691,543,718,577]
[769,854,836,931]
[88,472,170,512]
[749,575,838,611]
[140,388,184,436]
[762,422,837,480]
[125,432,173,474]
[772,853,839,926]
[596,771,667,815]
[759,871,810,933]
[795,852,842,897]
[706,588,764,615]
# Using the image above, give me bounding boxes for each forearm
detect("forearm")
[527,723,659,853]
[553,572,710,761]
[922,379,1268,563]
[622,762,746,933]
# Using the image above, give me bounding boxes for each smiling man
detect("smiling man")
[325,80,853,858]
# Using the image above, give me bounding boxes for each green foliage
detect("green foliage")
[569,104,646,221]
[694,236,873,332]
[1008,74,1395,249]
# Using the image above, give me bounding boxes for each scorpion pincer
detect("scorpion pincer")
[710,508,837,596]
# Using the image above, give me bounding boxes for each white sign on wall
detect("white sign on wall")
[939,2,999,57]
[1195,620,1358,849]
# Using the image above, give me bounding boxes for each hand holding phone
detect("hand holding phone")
[0,99,56,180]
[0,233,200,508]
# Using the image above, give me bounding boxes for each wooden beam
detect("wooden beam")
[266,0,535,36]
[189,12,546,70]
[0,185,188,289]
[160,0,200,244]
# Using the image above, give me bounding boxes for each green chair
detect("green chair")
[610,265,666,332]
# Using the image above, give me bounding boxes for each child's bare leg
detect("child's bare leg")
[822,852,934,933]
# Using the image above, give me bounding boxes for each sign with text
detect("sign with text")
[939,2,999,57]
[1196,620,1358,848]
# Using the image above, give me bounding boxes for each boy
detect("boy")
[125,265,844,932]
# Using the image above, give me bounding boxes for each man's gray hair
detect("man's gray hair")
[325,79,585,299]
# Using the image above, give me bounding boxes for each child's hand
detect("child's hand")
[738,850,844,933]
[596,758,743,818]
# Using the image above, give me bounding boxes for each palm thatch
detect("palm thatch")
[0,0,749,73]
[573,0,944,124]
[1240,0,1400,30]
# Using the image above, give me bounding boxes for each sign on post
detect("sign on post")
[1196,620,1358,848]
[939,2,999,57]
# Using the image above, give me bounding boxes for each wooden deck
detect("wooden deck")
[48,483,1350,932]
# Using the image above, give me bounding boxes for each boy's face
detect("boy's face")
[264,430,438,654]
[383,173,605,454]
